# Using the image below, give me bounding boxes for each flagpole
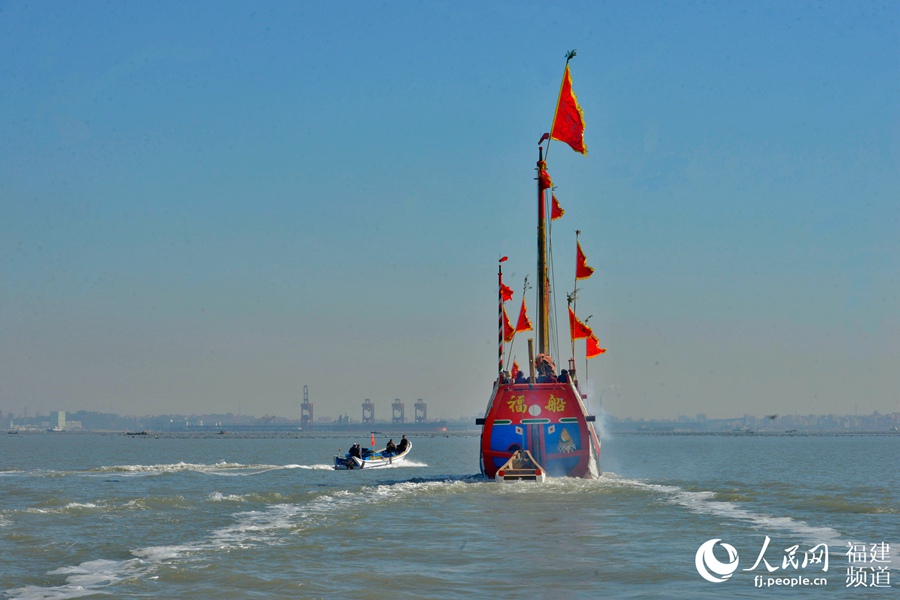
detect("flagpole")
[585,349,590,393]
[539,50,577,361]
[504,312,515,374]
[498,256,508,377]
[504,277,531,373]
[571,230,581,371]
[503,303,515,372]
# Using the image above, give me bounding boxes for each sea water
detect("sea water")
[0,431,897,598]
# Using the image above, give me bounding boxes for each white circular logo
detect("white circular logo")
[695,538,739,583]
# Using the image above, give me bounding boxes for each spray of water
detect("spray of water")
[585,380,620,476]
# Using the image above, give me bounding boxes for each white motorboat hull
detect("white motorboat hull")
[333,442,412,470]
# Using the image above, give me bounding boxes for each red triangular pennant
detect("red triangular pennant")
[568,307,593,340]
[550,64,587,155]
[586,334,606,358]
[537,161,553,191]
[576,241,594,280]
[551,194,565,220]
[502,305,515,342]
[499,274,514,302]
[515,297,533,333]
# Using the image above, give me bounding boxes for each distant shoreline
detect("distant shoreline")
[5,428,898,438]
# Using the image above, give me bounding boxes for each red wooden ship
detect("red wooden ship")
[479,52,603,479]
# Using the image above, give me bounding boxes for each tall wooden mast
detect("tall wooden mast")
[536,146,550,355]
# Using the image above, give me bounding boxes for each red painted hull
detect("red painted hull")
[480,380,601,479]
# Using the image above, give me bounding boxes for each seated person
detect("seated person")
[534,353,557,382]
[396,435,409,453]
[385,439,397,455]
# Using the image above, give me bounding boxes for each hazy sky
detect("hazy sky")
[1,1,897,421]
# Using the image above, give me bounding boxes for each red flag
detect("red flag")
[537,161,553,191]
[576,241,594,280]
[515,297,533,333]
[499,275,513,302]
[502,305,515,342]
[551,194,565,220]
[568,307,593,340]
[551,64,587,155]
[586,334,606,358]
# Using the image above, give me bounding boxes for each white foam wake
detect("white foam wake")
[4,477,459,599]
[616,478,848,547]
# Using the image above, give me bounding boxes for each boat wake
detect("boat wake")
[6,472,892,598]
[90,461,320,476]
[4,476,466,599]
[598,473,892,563]
[369,459,428,469]
[0,461,339,480]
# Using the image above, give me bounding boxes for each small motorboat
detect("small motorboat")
[333,440,412,470]
[495,449,546,482]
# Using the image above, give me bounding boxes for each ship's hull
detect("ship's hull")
[479,380,600,479]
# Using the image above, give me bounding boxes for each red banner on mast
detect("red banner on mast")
[576,241,594,280]
[502,306,516,342]
[568,307,593,340]
[537,161,553,191]
[551,64,587,155]
[499,275,514,302]
[586,334,607,358]
[515,297,533,333]
[551,194,565,220]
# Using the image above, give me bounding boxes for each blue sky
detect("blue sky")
[1,1,897,420]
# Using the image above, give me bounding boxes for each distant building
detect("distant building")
[50,411,66,430]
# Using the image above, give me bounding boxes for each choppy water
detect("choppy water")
[1,430,897,598]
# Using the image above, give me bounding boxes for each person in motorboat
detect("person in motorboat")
[349,444,361,459]
[396,435,409,453]
[385,439,397,455]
